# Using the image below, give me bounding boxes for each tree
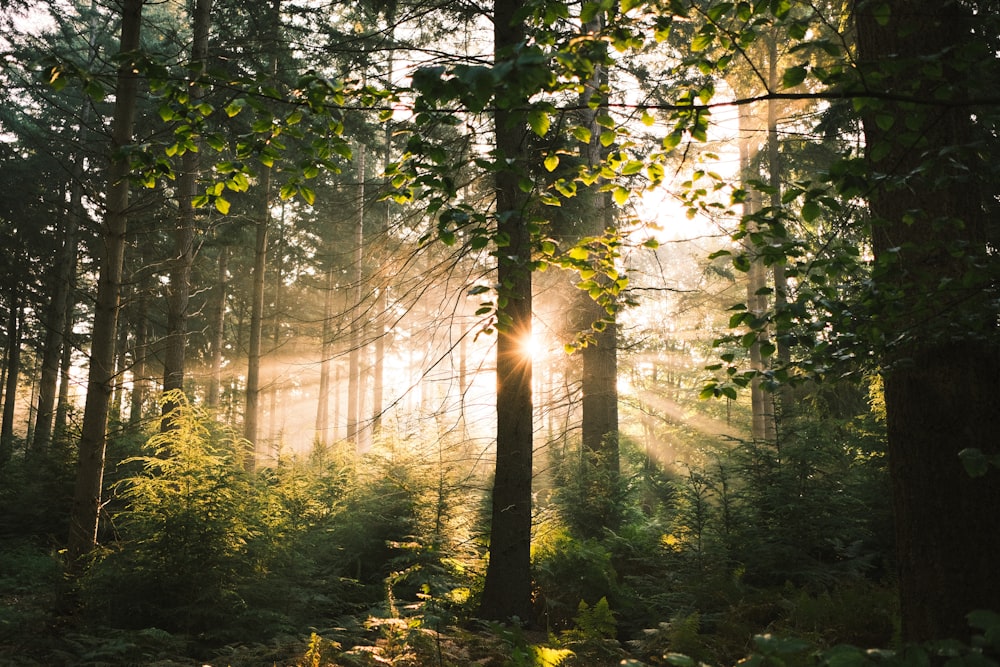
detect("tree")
[478,0,535,622]
[854,0,1000,642]
[66,0,144,565]
[161,0,212,430]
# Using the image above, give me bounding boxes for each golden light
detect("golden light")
[520,331,547,362]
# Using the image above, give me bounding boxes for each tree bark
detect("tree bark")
[578,13,619,474]
[243,166,270,469]
[855,0,1000,642]
[33,129,85,455]
[738,102,775,443]
[347,141,365,451]
[161,0,211,430]
[67,0,143,566]
[315,255,335,446]
[479,0,534,622]
[1,295,22,465]
[207,246,228,410]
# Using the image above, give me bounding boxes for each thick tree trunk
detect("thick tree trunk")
[856,0,1000,642]
[161,0,211,429]
[479,0,534,622]
[67,0,143,566]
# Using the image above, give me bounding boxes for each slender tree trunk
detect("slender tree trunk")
[67,0,143,566]
[267,205,285,446]
[244,167,270,469]
[54,310,75,443]
[1,296,22,465]
[347,142,365,450]
[207,246,228,410]
[162,0,211,429]
[738,103,775,442]
[479,0,534,622]
[33,156,84,456]
[578,14,619,474]
[315,249,335,446]
[766,30,790,441]
[856,0,1000,642]
[128,287,149,427]
[111,310,129,422]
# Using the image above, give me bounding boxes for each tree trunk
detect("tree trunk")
[267,205,285,447]
[738,102,775,443]
[578,14,619,474]
[67,0,143,566]
[1,295,22,465]
[479,0,534,622]
[315,246,335,446]
[128,283,150,427]
[244,166,271,470]
[856,0,1000,642]
[347,141,365,451]
[33,135,85,456]
[161,0,211,430]
[207,246,228,410]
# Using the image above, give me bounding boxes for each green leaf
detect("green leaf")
[782,65,808,89]
[959,448,990,478]
[802,200,821,223]
[225,99,246,117]
[691,29,715,52]
[621,160,644,176]
[663,131,682,151]
[572,125,592,144]
[214,196,230,214]
[873,2,890,25]
[544,154,560,172]
[613,186,629,206]
[528,109,550,137]
[875,113,895,131]
[299,185,316,206]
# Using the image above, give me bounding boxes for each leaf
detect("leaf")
[225,99,246,117]
[528,109,550,137]
[299,185,316,205]
[214,196,230,214]
[613,186,629,206]
[544,154,560,172]
[572,125,592,144]
[959,448,989,478]
[873,2,890,25]
[782,65,808,89]
[802,200,821,223]
[875,113,895,131]
[621,160,644,176]
[691,29,715,53]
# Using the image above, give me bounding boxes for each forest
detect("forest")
[0,0,998,664]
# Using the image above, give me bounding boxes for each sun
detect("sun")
[520,331,547,362]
